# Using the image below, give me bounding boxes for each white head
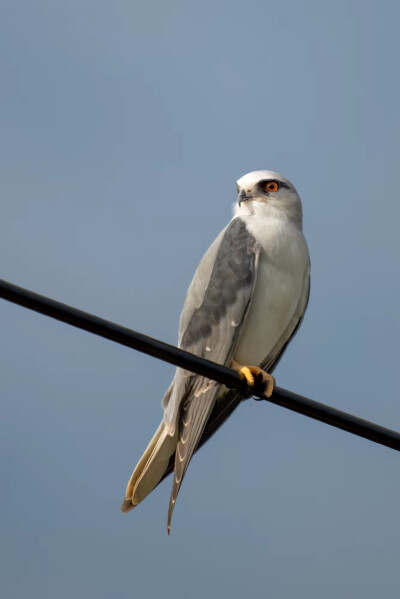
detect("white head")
[234,170,303,227]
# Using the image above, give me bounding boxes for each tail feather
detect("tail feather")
[121,421,177,513]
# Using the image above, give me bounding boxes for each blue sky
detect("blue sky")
[1,1,399,597]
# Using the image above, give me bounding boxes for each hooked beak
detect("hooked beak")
[238,189,254,206]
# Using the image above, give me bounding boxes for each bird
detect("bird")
[121,170,310,532]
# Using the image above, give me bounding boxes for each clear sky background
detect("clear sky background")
[1,1,399,598]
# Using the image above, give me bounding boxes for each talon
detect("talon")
[238,366,255,387]
[262,373,275,398]
[231,361,275,397]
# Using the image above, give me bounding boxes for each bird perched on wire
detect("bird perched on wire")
[121,170,310,532]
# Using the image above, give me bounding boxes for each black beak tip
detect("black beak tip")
[238,190,251,206]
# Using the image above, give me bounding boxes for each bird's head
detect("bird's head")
[235,170,303,226]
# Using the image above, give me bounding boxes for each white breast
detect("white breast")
[233,214,309,367]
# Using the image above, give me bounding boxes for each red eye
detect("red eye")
[264,180,279,192]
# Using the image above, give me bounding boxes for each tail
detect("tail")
[121,421,178,513]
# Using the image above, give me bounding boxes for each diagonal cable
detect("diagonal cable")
[0,278,399,452]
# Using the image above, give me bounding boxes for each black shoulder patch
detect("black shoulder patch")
[181,218,257,348]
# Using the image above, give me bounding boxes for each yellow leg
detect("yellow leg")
[231,360,275,398]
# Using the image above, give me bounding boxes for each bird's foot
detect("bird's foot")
[231,360,275,398]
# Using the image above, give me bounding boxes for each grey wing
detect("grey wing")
[164,217,261,531]
[179,219,259,359]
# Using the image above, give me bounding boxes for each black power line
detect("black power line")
[1,278,399,452]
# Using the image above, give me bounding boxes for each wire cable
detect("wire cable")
[1,278,399,452]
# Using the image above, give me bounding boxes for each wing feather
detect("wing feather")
[167,387,217,531]
[164,218,261,529]
[163,217,260,430]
